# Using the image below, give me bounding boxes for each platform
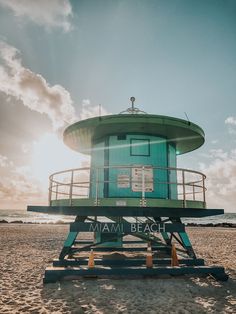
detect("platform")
[43,265,228,283]
[28,205,224,218]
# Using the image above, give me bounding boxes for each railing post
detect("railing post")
[55,184,58,201]
[182,170,186,208]
[142,166,145,204]
[95,168,99,206]
[48,178,52,206]
[69,170,74,206]
[193,185,195,201]
[203,176,206,207]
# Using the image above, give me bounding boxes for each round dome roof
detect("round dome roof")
[63,114,205,155]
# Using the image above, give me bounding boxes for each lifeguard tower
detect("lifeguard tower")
[28,97,228,283]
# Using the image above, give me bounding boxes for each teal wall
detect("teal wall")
[90,140,105,198]
[90,134,178,200]
[168,143,178,199]
[108,134,168,198]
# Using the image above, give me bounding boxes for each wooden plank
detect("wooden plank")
[74,240,147,244]
[70,246,170,252]
[53,258,205,267]
[43,265,228,283]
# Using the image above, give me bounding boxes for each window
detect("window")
[130,139,150,156]
[117,134,126,140]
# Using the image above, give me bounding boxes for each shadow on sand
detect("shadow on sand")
[41,271,236,314]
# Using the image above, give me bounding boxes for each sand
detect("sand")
[0,224,235,314]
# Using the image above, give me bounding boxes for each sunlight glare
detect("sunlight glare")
[30,132,89,184]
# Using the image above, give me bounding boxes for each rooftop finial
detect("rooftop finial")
[130,96,135,112]
[119,97,147,114]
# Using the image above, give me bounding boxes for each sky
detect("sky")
[0,0,236,212]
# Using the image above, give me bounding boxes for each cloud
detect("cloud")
[199,149,236,212]
[0,41,77,130]
[0,154,13,167]
[0,132,91,208]
[225,116,236,125]
[0,155,45,207]
[79,99,111,120]
[225,116,236,135]
[208,149,228,160]
[0,132,91,209]
[0,0,73,32]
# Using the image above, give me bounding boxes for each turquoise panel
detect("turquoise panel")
[90,140,122,246]
[90,140,105,198]
[108,134,168,198]
[95,232,123,247]
[89,135,178,200]
[130,139,150,156]
[168,144,178,199]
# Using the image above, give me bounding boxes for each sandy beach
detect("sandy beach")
[0,224,235,314]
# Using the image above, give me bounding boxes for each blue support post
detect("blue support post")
[59,231,79,259]
[178,232,196,259]
[59,216,86,259]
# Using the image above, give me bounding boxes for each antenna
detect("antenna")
[184,112,191,125]
[99,104,102,120]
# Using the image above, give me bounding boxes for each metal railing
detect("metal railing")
[48,165,206,207]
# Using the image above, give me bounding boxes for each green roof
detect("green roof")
[63,114,205,155]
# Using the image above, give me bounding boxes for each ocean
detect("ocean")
[0,209,236,225]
